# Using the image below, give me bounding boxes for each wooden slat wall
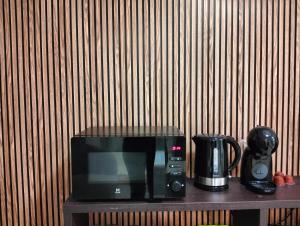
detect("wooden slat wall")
[0,0,300,225]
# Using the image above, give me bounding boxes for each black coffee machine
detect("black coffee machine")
[240,126,279,194]
[192,135,241,192]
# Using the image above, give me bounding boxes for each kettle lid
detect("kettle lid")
[192,134,226,141]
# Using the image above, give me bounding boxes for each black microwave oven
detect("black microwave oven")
[71,126,186,200]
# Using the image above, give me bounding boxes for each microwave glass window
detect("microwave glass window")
[88,152,147,184]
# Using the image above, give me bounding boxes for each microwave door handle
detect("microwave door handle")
[147,150,155,199]
[153,149,166,199]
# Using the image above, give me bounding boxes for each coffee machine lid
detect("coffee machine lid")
[247,126,279,156]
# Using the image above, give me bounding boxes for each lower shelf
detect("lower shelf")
[64,178,300,226]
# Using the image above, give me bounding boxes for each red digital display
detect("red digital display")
[171,146,182,151]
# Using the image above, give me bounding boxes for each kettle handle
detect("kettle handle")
[225,136,241,172]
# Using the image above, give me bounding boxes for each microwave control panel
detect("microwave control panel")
[166,139,186,196]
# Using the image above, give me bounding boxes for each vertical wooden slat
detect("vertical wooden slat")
[288,0,296,176]
[110,1,120,126]
[2,1,15,226]
[259,0,266,126]
[295,0,300,178]
[0,61,7,226]
[87,0,94,129]
[12,0,26,223]
[44,1,54,226]
[155,0,160,127]
[143,0,149,127]
[276,0,283,173]
[185,0,190,179]
[132,0,139,126]
[168,0,173,126]
[266,0,273,128]
[49,0,59,224]
[126,0,134,126]
[178,0,184,131]
[64,0,72,197]
[148,0,154,127]
[281,0,289,175]
[40,0,50,224]
[190,0,197,179]
[36,0,48,223]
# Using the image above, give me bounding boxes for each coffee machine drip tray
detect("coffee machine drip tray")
[246,181,276,194]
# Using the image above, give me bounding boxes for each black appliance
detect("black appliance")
[192,135,241,191]
[240,126,278,194]
[71,126,186,200]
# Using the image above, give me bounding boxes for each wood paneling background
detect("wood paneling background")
[0,0,300,225]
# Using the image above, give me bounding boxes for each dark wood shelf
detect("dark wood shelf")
[64,177,300,213]
[64,177,300,226]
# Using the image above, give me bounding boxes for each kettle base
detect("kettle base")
[194,182,228,192]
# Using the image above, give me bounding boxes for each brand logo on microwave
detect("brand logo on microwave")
[115,188,121,194]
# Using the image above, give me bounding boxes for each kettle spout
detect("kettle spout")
[192,136,199,144]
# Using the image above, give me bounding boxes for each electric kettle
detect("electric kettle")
[192,134,241,191]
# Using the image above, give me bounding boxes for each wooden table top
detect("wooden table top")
[64,177,300,213]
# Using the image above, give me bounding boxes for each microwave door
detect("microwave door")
[72,137,156,200]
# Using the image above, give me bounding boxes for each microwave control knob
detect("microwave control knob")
[171,181,182,192]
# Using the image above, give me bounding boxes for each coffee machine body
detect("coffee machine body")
[240,126,278,194]
[241,151,273,184]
